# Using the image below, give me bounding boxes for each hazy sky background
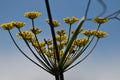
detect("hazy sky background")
[0,0,120,80]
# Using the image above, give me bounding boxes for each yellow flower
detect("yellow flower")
[17,31,34,40]
[66,55,70,60]
[45,39,52,45]
[56,35,67,41]
[30,27,42,34]
[48,45,54,50]
[82,30,92,37]
[45,51,54,58]
[74,38,88,47]
[11,21,25,28]
[63,16,79,24]
[32,41,39,48]
[38,47,46,53]
[91,30,98,35]
[93,17,108,24]
[92,30,108,38]
[39,41,45,47]
[56,35,61,41]
[71,16,79,23]
[46,19,61,27]
[24,11,42,19]
[59,50,64,56]
[56,29,66,36]
[1,22,14,30]
[61,40,67,46]
[32,40,45,48]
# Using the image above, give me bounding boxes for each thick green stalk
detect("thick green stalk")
[59,70,64,80]
[55,75,59,80]
[67,24,72,42]
[45,0,60,62]
[59,17,85,67]
[44,1,64,80]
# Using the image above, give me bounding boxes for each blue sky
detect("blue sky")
[0,0,120,80]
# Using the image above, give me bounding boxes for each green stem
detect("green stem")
[59,71,64,80]
[106,10,120,18]
[97,0,107,17]
[67,24,72,42]
[55,75,59,80]
[85,0,91,19]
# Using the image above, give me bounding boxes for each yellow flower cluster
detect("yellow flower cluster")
[46,19,61,27]
[11,21,26,28]
[24,11,42,19]
[30,27,42,34]
[91,30,108,38]
[93,17,108,24]
[32,40,46,49]
[45,39,53,45]
[82,30,92,37]
[69,38,89,54]
[63,16,79,24]
[56,29,66,36]
[82,30,108,38]
[56,29,67,41]
[56,29,67,50]
[1,21,25,30]
[74,38,88,47]
[1,22,14,30]
[17,31,34,40]
[56,35,67,41]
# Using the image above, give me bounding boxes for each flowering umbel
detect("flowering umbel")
[46,19,61,27]
[1,22,14,30]
[0,1,113,80]
[63,16,79,24]
[30,27,42,34]
[1,21,25,30]
[16,31,34,40]
[0,12,109,69]
[93,17,108,24]
[24,11,42,19]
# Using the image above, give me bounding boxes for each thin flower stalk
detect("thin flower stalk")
[64,38,99,71]
[8,30,53,74]
[31,19,54,70]
[17,28,53,71]
[85,0,91,19]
